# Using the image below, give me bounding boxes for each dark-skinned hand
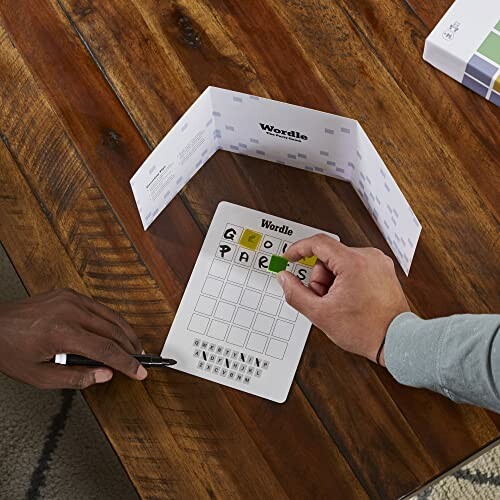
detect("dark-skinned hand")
[0,288,147,389]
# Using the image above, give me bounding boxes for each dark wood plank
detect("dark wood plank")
[407,0,459,30]
[0,7,368,500]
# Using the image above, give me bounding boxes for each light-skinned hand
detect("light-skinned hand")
[277,235,410,365]
[0,289,147,389]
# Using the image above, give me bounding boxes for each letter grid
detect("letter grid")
[188,221,317,385]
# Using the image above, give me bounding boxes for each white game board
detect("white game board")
[161,202,339,403]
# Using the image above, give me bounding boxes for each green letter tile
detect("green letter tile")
[268,254,288,273]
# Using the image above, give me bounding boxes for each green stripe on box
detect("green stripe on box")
[495,20,500,31]
[478,32,500,65]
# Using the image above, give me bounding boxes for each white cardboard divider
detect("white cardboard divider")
[130,86,421,274]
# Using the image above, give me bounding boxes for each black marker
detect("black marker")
[54,353,177,368]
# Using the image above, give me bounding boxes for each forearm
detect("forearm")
[385,312,500,413]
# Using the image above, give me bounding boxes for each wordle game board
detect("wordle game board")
[162,202,338,402]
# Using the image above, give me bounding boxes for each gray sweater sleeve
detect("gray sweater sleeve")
[384,312,500,413]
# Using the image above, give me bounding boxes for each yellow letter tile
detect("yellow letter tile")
[239,228,263,251]
[298,255,317,267]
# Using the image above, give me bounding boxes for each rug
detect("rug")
[412,440,500,499]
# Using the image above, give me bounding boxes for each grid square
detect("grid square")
[221,283,243,303]
[279,302,298,321]
[227,326,248,347]
[266,338,287,359]
[273,319,294,341]
[207,320,229,340]
[261,235,281,254]
[216,241,236,260]
[260,295,281,315]
[195,295,216,315]
[253,313,274,334]
[247,271,268,291]
[202,277,224,297]
[223,223,243,243]
[246,332,268,353]
[280,240,293,254]
[188,314,210,334]
[253,252,270,271]
[227,265,249,285]
[209,259,230,279]
[234,307,255,328]
[234,248,255,267]
[294,264,311,285]
[213,301,236,322]
[266,276,285,297]
[240,289,261,309]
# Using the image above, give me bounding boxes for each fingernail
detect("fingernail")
[276,271,286,286]
[136,365,148,380]
[95,370,113,384]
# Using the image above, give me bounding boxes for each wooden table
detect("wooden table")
[0,1,498,498]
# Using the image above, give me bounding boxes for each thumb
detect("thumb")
[277,271,319,320]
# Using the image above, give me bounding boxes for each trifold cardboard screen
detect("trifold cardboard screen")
[130,86,421,275]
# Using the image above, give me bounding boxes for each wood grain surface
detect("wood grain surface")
[0,1,498,498]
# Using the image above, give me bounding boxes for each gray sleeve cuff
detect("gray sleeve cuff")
[384,312,447,395]
[385,312,500,412]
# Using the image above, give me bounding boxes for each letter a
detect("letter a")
[238,251,250,263]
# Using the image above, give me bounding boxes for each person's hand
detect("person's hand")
[277,235,410,365]
[0,288,147,389]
